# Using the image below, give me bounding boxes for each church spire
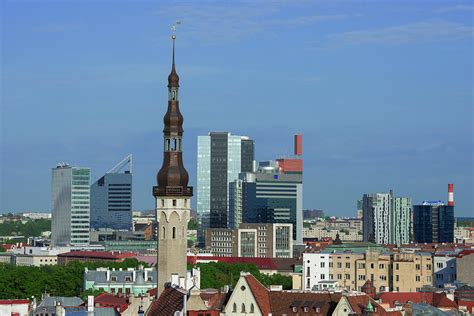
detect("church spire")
[153,23,192,198]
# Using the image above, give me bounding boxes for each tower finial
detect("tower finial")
[168,21,181,87]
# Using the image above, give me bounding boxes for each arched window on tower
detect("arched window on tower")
[250,303,254,313]
[241,303,246,313]
[172,227,176,239]
[232,303,236,312]
[162,226,166,239]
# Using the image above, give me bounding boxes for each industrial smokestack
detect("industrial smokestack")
[448,183,454,206]
[294,134,302,156]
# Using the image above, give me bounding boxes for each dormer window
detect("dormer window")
[292,307,297,312]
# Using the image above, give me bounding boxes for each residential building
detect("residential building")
[204,223,293,258]
[413,201,455,243]
[197,132,254,241]
[433,253,457,288]
[303,209,324,219]
[51,164,91,246]
[0,300,30,316]
[362,191,410,245]
[31,295,84,316]
[457,250,474,286]
[90,155,133,231]
[391,252,433,292]
[84,267,157,296]
[303,226,363,242]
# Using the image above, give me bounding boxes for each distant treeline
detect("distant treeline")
[0,258,146,300]
[457,217,474,227]
[0,219,51,239]
[191,262,292,290]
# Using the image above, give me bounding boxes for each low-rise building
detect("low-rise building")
[84,267,158,296]
[457,250,474,286]
[0,299,30,316]
[57,250,135,265]
[205,223,293,258]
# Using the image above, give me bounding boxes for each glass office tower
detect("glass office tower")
[51,164,90,246]
[197,132,254,245]
[90,156,132,231]
[413,201,454,243]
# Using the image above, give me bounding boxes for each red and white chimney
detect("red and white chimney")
[448,183,454,206]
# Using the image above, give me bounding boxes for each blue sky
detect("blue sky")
[1,1,473,217]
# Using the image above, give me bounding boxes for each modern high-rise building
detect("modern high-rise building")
[153,31,193,295]
[197,132,254,242]
[413,201,454,243]
[231,160,303,243]
[51,164,90,246]
[362,191,410,245]
[413,185,455,244]
[90,155,133,231]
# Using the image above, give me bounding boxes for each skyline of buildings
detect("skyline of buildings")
[196,132,254,245]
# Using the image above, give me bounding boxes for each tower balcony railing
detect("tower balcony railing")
[153,186,193,197]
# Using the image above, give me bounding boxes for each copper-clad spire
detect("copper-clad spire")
[153,26,192,198]
[168,34,179,88]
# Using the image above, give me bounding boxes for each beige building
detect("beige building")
[205,223,293,258]
[303,226,362,241]
[457,252,474,286]
[302,248,434,292]
[391,253,433,292]
[0,253,58,266]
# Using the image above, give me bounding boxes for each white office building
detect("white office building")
[51,164,91,246]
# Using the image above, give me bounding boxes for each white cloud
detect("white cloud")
[435,4,474,14]
[325,20,473,46]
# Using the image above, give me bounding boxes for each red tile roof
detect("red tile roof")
[93,293,129,313]
[345,295,400,315]
[146,285,186,316]
[243,274,271,315]
[58,251,135,259]
[0,300,30,305]
[187,256,277,270]
[269,291,341,315]
[378,292,458,309]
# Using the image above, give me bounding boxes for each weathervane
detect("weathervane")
[171,21,181,40]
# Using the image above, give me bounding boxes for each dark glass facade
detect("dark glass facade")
[90,172,132,230]
[240,139,255,173]
[413,204,454,243]
[209,132,229,228]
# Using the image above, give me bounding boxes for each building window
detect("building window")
[346,262,350,268]
[241,303,246,313]
[250,303,254,313]
[416,275,421,282]
[321,262,325,268]
[172,227,176,239]
[232,303,236,312]
[416,264,421,270]
[111,276,117,282]
[172,199,177,207]
[337,262,342,268]
[162,227,166,239]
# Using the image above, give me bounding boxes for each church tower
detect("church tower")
[153,29,192,295]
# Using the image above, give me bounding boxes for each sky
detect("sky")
[1,0,473,217]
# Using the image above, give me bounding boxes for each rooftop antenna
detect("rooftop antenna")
[106,154,133,174]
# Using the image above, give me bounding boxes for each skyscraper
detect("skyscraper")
[90,155,133,231]
[197,132,254,242]
[362,191,410,245]
[153,31,192,295]
[234,161,303,243]
[413,201,454,243]
[51,164,90,246]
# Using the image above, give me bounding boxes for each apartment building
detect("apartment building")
[303,249,433,292]
[391,252,433,292]
[205,223,293,258]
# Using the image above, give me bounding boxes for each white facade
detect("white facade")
[363,192,410,245]
[302,252,330,291]
[433,255,457,288]
[51,165,90,246]
[0,301,29,316]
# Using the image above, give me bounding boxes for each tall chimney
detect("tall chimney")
[294,134,302,157]
[448,183,454,206]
